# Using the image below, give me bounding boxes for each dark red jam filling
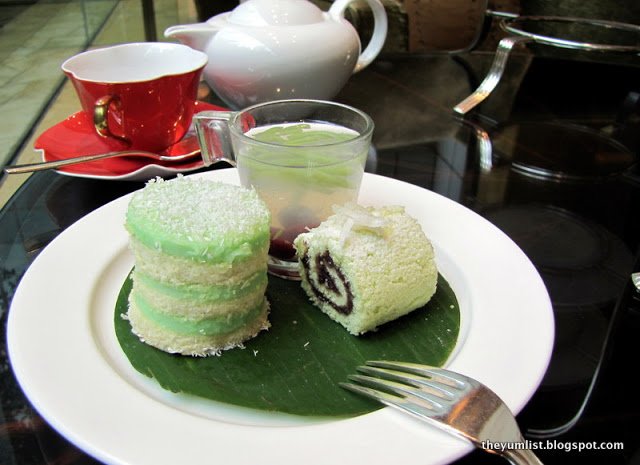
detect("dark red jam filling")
[301,250,354,315]
[269,225,315,260]
[269,237,297,260]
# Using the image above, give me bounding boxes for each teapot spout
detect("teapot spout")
[164,23,218,52]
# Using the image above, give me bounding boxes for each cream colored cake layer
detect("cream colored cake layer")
[128,298,270,356]
[294,204,438,335]
[130,238,269,286]
[132,270,268,319]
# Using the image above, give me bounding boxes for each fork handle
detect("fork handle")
[504,448,544,465]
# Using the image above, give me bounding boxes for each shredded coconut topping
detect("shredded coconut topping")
[332,203,390,247]
[127,176,270,245]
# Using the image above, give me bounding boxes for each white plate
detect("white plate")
[7,169,554,465]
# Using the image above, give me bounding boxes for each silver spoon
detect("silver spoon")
[4,142,201,175]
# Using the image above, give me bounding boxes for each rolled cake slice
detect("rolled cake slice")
[125,176,271,356]
[294,203,437,335]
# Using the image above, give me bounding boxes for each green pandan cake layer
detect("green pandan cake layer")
[133,270,267,303]
[125,177,271,263]
[131,291,266,336]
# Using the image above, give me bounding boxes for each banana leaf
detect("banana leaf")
[115,273,459,417]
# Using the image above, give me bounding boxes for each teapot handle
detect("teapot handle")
[329,0,388,73]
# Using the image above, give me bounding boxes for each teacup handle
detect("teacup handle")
[94,95,129,143]
[194,111,238,167]
[329,0,388,73]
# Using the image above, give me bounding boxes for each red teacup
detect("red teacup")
[62,43,207,153]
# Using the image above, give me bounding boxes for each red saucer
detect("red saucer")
[35,101,224,180]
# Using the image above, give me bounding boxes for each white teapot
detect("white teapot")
[165,0,387,109]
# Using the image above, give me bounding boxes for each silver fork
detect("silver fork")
[341,361,543,465]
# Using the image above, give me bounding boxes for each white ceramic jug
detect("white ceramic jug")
[165,0,387,108]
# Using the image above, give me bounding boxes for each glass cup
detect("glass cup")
[195,99,374,279]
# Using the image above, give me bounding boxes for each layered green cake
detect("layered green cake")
[294,203,438,335]
[125,176,271,356]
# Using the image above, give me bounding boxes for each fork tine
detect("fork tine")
[366,361,471,390]
[339,381,406,406]
[341,377,470,441]
[347,373,447,412]
[357,365,456,401]
[340,380,442,418]
[338,383,398,404]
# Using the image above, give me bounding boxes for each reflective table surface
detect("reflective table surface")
[2,48,640,464]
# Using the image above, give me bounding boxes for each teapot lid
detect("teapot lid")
[225,0,324,26]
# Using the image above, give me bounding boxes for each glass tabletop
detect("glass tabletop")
[2,4,640,464]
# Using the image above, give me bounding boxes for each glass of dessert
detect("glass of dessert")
[195,99,374,279]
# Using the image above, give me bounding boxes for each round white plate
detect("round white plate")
[8,169,554,465]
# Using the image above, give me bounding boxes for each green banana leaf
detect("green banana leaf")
[115,273,460,417]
